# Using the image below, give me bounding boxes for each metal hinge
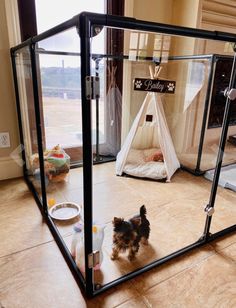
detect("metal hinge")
[85,76,100,100]
[204,204,215,216]
[224,87,236,101]
[88,250,100,269]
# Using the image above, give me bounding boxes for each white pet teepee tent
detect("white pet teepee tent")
[116,91,180,181]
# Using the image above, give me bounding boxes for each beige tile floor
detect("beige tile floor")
[0,163,235,308]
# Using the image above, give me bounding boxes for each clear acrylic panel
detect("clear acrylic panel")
[15,46,42,201]
[38,28,80,53]
[35,52,82,161]
[203,55,236,236]
[13,16,236,292]
[90,26,236,288]
[200,55,236,172]
[210,183,236,236]
[35,29,85,278]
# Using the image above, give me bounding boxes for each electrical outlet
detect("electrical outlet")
[0,132,11,148]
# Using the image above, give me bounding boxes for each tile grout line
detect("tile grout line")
[147,236,236,292]
[142,295,153,308]
[0,239,55,260]
[0,229,79,260]
[113,292,150,308]
[112,298,134,308]
[0,193,33,206]
[216,250,236,264]
[209,237,236,251]
[132,246,216,295]
[210,241,236,263]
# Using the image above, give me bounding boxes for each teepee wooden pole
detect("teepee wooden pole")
[154,66,162,79]
[149,65,154,79]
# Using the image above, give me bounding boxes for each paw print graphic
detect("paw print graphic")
[167,82,175,92]
[135,80,142,89]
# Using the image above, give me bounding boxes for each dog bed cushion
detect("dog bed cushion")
[123,148,167,179]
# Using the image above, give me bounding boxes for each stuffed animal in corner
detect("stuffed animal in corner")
[31,144,70,183]
[145,150,164,162]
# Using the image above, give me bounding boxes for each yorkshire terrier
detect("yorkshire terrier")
[111,205,150,261]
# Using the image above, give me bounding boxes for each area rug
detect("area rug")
[204,164,236,192]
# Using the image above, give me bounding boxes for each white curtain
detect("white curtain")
[100,66,122,156]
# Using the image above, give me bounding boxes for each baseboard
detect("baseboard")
[0,156,23,180]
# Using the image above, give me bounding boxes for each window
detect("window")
[17,0,124,163]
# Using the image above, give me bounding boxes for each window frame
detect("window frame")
[17,0,124,163]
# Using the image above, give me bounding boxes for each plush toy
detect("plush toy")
[31,145,70,183]
[31,155,40,171]
[44,160,57,180]
[145,150,164,162]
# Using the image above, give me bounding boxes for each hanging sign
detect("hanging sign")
[133,78,176,94]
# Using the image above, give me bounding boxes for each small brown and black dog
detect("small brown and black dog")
[111,205,150,261]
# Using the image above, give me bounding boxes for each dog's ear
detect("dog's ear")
[113,217,124,226]
[130,217,141,227]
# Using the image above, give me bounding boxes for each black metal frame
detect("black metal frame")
[36,48,216,169]
[20,47,230,173]
[11,12,236,298]
[181,54,236,175]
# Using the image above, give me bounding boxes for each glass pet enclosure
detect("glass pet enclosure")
[11,12,236,297]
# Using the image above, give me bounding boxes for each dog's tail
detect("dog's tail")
[140,205,147,217]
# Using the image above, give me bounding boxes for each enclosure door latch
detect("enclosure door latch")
[224,87,236,101]
[204,204,215,216]
[85,76,100,100]
[88,250,100,269]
